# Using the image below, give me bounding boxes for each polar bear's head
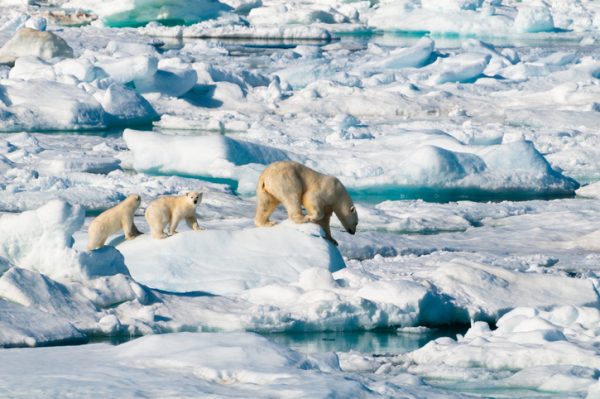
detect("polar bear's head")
[126,194,142,207]
[186,191,203,207]
[333,181,358,235]
[338,202,358,235]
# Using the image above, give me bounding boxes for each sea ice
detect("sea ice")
[0,27,73,65]
[123,129,290,191]
[0,79,107,131]
[118,221,345,294]
[62,0,232,27]
[0,332,408,397]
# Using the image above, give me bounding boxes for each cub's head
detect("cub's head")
[186,191,203,207]
[126,194,142,207]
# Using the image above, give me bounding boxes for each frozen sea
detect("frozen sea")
[1,0,600,398]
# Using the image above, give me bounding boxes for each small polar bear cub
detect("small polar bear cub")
[145,192,203,239]
[87,194,142,250]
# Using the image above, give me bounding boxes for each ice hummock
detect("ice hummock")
[123,129,291,192]
[118,221,345,294]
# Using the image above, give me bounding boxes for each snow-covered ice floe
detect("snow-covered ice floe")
[345,306,600,397]
[123,129,290,192]
[62,0,232,28]
[0,331,464,398]
[119,221,345,294]
[1,199,598,349]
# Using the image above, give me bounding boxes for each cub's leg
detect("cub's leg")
[186,215,203,231]
[146,207,168,239]
[169,212,182,235]
[122,214,141,240]
[87,225,107,250]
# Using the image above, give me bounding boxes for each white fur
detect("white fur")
[145,192,203,239]
[87,194,141,250]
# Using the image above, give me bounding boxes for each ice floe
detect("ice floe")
[118,222,345,294]
[62,0,232,28]
[368,306,600,396]
[0,28,73,65]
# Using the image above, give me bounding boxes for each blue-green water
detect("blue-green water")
[348,185,576,204]
[262,327,466,354]
[87,327,467,354]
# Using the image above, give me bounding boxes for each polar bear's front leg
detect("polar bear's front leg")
[169,214,181,235]
[318,212,338,246]
[186,215,204,231]
[122,216,141,240]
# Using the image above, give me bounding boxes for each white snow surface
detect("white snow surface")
[119,221,345,294]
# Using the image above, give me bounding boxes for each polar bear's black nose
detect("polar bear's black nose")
[348,228,356,235]
[193,199,198,204]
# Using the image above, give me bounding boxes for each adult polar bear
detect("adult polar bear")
[255,161,358,245]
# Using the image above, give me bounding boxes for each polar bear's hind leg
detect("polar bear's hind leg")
[255,185,280,227]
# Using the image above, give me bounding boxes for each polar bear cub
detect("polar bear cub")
[255,161,358,245]
[145,192,203,239]
[87,194,142,250]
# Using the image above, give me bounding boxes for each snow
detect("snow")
[0,28,73,65]
[514,5,555,33]
[118,222,346,294]
[133,58,198,97]
[0,79,107,131]
[0,199,133,283]
[95,55,158,85]
[0,298,85,347]
[101,83,158,126]
[124,129,290,191]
